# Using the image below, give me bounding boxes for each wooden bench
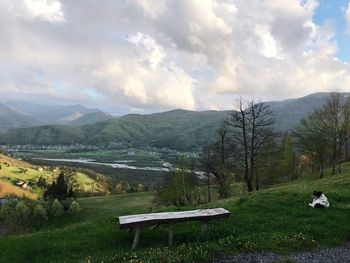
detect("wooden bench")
[118,208,231,250]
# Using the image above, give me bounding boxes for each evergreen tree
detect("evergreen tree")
[37,176,48,189]
[44,172,75,201]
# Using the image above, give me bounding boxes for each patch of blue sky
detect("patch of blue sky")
[53,80,69,92]
[313,0,350,62]
[85,87,104,99]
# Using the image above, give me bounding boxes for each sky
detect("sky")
[0,0,350,114]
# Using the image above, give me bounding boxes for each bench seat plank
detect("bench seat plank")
[118,208,230,229]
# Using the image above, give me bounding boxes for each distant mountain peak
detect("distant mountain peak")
[0,103,40,129]
[2,101,108,127]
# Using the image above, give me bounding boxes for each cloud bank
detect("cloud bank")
[0,0,349,113]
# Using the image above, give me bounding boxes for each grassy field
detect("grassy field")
[0,180,37,200]
[0,154,109,197]
[0,165,349,262]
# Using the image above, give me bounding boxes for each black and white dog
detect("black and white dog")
[309,191,330,208]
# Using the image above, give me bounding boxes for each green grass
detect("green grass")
[0,154,109,196]
[0,166,349,263]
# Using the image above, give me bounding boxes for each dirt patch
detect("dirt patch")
[213,242,350,263]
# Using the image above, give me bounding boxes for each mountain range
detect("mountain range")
[0,92,348,150]
[0,103,39,129]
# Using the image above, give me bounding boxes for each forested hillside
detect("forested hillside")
[1,92,348,150]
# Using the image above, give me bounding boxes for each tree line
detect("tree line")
[294,92,350,177]
[157,92,350,205]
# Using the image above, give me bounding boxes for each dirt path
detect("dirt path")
[213,242,350,263]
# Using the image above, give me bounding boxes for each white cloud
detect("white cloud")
[128,32,166,70]
[134,0,168,19]
[0,0,350,114]
[92,58,196,110]
[24,0,64,22]
[0,0,64,22]
[254,24,283,59]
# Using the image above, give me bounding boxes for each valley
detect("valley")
[2,145,198,185]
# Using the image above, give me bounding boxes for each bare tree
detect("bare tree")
[204,124,232,198]
[295,92,350,176]
[294,113,329,178]
[201,144,212,202]
[227,98,275,192]
[318,93,350,174]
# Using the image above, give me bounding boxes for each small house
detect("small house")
[16,180,24,186]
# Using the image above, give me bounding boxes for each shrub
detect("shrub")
[32,205,47,229]
[156,161,202,206]
[0,200,17,227]
[61,197,75,210]
[49,199,63,217]
[68,200,81,215]
[15,201,31,227]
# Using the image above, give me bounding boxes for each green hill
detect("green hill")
[0,163,349,262]
[84,109,225,149]
[0,109,225,150]
[0,124,86,145]
[0,154,110,197]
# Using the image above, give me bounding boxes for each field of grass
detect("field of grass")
[0,164,349,262]
[0,154,109,197]
[0,180,37,200]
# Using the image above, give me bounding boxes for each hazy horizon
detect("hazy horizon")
[1,90,348,116]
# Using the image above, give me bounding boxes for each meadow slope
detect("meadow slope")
[0,154,109,197]
[0,164,349,262]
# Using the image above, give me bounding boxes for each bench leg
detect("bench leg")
[132,227,141,250]
[201,221,209,234]
[168,224,173,246]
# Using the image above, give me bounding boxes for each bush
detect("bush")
[0,200,17,228]
[61,197,75,210]
[15,201,31,227]
[32,205,47,229]
[68,200,81,215]
[156,161,202,206]
[0,197,79,234]
[49,199,63,217]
